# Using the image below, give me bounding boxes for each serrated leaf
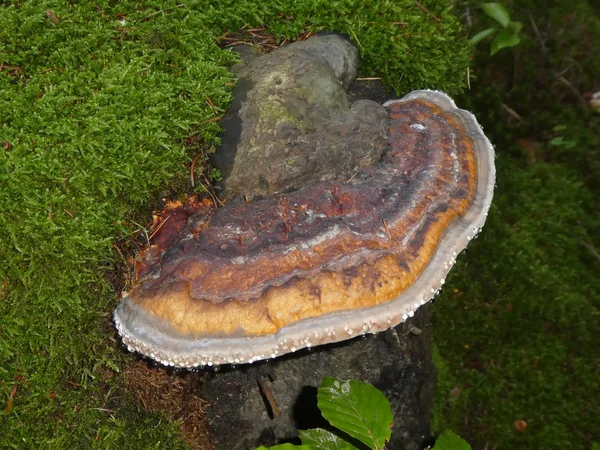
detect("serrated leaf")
[481,3,510,27]
[490,23,521,55]
[299,428,359,450]
[470,28,497,45]
[317,377,393,450]
[255,445,314,450]
[432,430,472,450]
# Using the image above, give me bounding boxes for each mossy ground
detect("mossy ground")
[2,0,597,449]
[0,1,468,448]
[432,1,600,449]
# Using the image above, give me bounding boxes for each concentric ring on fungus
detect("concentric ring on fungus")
[114,90,495,368]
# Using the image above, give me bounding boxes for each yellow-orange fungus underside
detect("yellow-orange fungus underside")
[126,97,476,336]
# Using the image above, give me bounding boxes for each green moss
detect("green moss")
[195,0,472,95]
[0,0,469,447]
[256,95,309,131]
[432,1,600,449]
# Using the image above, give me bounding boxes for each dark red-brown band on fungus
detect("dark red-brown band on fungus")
[114,90,495,367]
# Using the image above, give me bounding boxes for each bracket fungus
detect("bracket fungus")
[114,90,495,368]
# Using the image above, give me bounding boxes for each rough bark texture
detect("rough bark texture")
[212,34,388,201]
[201,307,434,450]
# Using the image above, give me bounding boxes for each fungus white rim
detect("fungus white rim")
[114,90,496,368]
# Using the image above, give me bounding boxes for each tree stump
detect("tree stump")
[201,307,434,450]
[201,34,435,450]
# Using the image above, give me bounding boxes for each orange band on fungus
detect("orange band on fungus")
[114,90,495,368]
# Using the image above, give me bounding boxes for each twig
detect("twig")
[555,74,587,106]
[466,66,471,90]
[115,224,143,241]
[148,214,172,241]
[414,1,441,22]
[257,377,280,418]
[204,176,224,206]
[202,116,222,124]
[205,96,217,110]
[346,171,360,183]
[355,77,382,81]
[502,103,523,121]
[348,27,362,48]
[112,243,127,265]
[528,14,547,54]
[224,40,250,47]
[141,4,184,21]
[40,67,65,74]
[129,220,150,245]
[580,240,600,262]
[403,325,422,336]
[138,392,148,414]
[190,152,203,188]
[197,178,222,208]
[45,10,60,24]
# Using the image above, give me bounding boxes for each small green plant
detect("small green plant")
[209,167,223,182]
[470,3,522,55]
[549,124,577,149]
[431,430,472,450]
[256,377,470,450]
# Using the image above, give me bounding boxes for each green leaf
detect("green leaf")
[317,377,393,450]
[470,28,497,45]
[553,124,568,132]
[591,443,600,450]
[550,137,565,146]
[481,3,510,27]
[432,430,472,450]
[490,22,522,55]
[506,21,523,34]
[299,429,359,450]
[255,445,314,450]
